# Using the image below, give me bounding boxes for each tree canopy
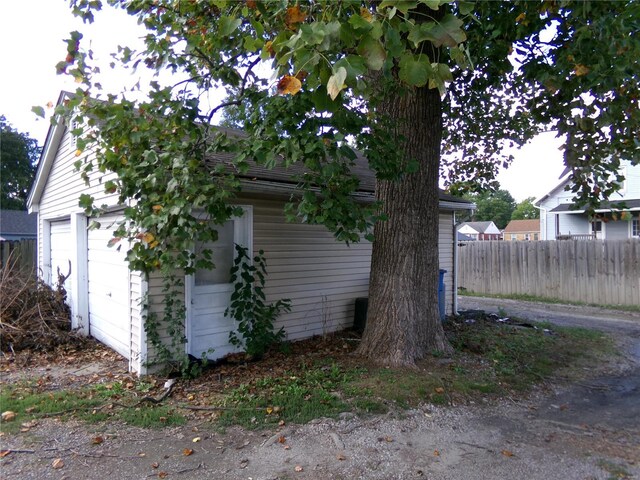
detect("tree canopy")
[0,116,39,211]
[51,0,640,367]
[511,197,539,221]
[461,188,516,229]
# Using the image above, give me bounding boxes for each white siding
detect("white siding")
[253,199,372,340]
[36,126,120,281]
[438,212,455,315]
[606,220,630,240]
[611,160,640,200]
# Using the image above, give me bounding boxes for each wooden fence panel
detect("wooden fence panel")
[0,239,37,275]
[458,239,640,307]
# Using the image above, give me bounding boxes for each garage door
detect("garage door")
[50,220,73,308]
[87,215,131,358]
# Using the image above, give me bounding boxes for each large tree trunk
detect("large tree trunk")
[356,84,451,366]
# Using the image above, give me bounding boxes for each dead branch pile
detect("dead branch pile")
[0,251,86,352]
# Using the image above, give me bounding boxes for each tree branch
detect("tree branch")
[206,55,262,125]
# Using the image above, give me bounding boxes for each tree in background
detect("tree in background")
[462,189,516,230]
[56,0,639,367]
[0,116,39,210]
[511,197,539,221]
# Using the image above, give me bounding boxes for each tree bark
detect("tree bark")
[356,84,451,366]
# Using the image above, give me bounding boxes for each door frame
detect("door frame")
[185,205,253,356]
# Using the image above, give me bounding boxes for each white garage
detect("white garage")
[87,215,131,359]
[27,91,473,375]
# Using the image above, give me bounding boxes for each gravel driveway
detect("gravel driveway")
[2,296,639,480]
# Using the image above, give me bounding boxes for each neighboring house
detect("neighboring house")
[503,219,540,241]
[27,92,474,374]
[0,210,37,241]
[457,232,475,242]
[535,160,640,240]
[457,221,502,241]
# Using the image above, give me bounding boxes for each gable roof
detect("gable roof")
[504,219,540,233]
[27,91,70,213]
[28,92,474,212]
[459,221,497,233]
[0,210,37,236]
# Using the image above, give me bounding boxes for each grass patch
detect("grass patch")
[0,318,614,433]
[0,380,185,433]
[217,362,358,428]
[214,317,612,428]
[597,459,633,479]
[458,290,640,313]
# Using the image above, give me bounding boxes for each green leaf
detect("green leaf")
[408,14,466,48]
[327,66,348,100]
[79,193,94,211]
[334,55,367,79]
[300,23,325,45]
[31,106,45,118]
[348,14,373,32]
[398,53,432,87]
[421,0,443,10]
[219,16,242,36]
[357,37,387,71]
[431,14,467,47]
[384,26,404,58]
[378,1,418,15]
[428,63,453,95]
[458,1,475,15]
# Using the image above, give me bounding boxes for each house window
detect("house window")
[510,234,517,241]
[632,219,639,238]
[534,233,539,241]
[524,233,531,241]
[194,220,235,285]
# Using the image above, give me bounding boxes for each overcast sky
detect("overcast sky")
[0,1,566,202]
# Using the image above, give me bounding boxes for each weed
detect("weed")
[597,459,633,479]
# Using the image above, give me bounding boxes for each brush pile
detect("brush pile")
[0,251,86,352]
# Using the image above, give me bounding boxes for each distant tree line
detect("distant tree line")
[458,189,539,229]
[1,116,40,210]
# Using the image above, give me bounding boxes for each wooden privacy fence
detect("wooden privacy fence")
[457,239,640,307]
[0,240,37,274]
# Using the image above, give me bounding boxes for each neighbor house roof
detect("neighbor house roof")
[459,221,497,233]
[504,219,540,233]
[0,210,37,239]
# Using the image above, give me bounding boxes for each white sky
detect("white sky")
[0,1,566,202]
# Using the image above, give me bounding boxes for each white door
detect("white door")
[50,220,73,307]
[188,208,252,359]
[87,215,131,358]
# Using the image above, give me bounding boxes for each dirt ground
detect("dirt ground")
[1,297,639,480]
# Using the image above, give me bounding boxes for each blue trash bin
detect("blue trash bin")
[438,269,447,321]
